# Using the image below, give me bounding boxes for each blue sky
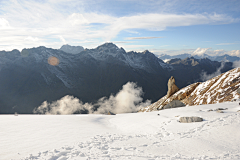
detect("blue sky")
[0,0,239,56]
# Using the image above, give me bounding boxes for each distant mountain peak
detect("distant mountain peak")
[96,42,119,50]
[158,52,240,63]
[142,50,152,55]
[60,44,84,54]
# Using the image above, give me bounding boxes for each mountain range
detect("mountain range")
[0,43,234,113]
[158,53,240,62]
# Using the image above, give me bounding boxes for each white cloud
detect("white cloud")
[192,47,211,56]
[200,62,225,81]
[153,48,240,58]
[24,36,39,42]
[228,50,240,57]
[152,48,195,56]
[126,37,163,40]
[205,49,240,57]
[0,18,12,29]
[58,35,67,44]
[0,0,238,51]
[233,60,240,68]
[33,82,151,115]
[68,13,89,26]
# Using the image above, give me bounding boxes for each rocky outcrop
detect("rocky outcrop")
[167,76,179,98]
[179,117,203,123]
[163,100,185,109]
[107,111,116,115]
[237,88,240,94]
[139,79,200,112]
[140,67,240,112]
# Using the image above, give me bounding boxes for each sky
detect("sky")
[0,0,240,56]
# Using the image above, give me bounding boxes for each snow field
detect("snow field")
[1,101,240,160]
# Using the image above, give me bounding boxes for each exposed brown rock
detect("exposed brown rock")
[163,100,185,109]
[107,111,115,115]
[139,68,240,112]
[167,76,179,98]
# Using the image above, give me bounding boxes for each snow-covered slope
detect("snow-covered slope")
[1,101,240,159]
[141,67,240,112]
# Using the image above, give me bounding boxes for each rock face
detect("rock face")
[140,67,240,112]
[237,88,240,94]
[163,100,185,109]
[167,76,179,98]
[179,117,203,123]
[60,44,84,54]
[107,111,116,115]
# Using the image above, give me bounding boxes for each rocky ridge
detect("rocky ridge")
[60,44,84,54]
[140,67,240,112]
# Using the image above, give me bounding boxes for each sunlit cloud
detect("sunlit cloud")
[0,0,239,51]
[0,18,11,29]
[192,47,212,56]
[24,36,39,42]
[153,48,240,57]
[58,36,67,44]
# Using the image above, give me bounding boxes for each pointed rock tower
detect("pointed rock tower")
[167,76,179,98]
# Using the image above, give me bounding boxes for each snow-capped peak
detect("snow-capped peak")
[96,42,119,52]
[60,44,84,54]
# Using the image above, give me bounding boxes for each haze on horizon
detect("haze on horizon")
[0,0,240,56]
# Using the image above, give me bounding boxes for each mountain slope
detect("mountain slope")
[141,67,240,112]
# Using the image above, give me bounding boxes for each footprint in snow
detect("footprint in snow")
[124,147,136,151]
[102,151,108,154]
[139,144,148,147]
[110,147,122,151]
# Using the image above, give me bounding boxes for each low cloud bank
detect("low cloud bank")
[192,47,211,56]
[33,82,151,115]
[233,60,240,68]
[200,62,225,81]
[154,48,240,58]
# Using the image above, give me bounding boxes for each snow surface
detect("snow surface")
[1,101,240,160]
